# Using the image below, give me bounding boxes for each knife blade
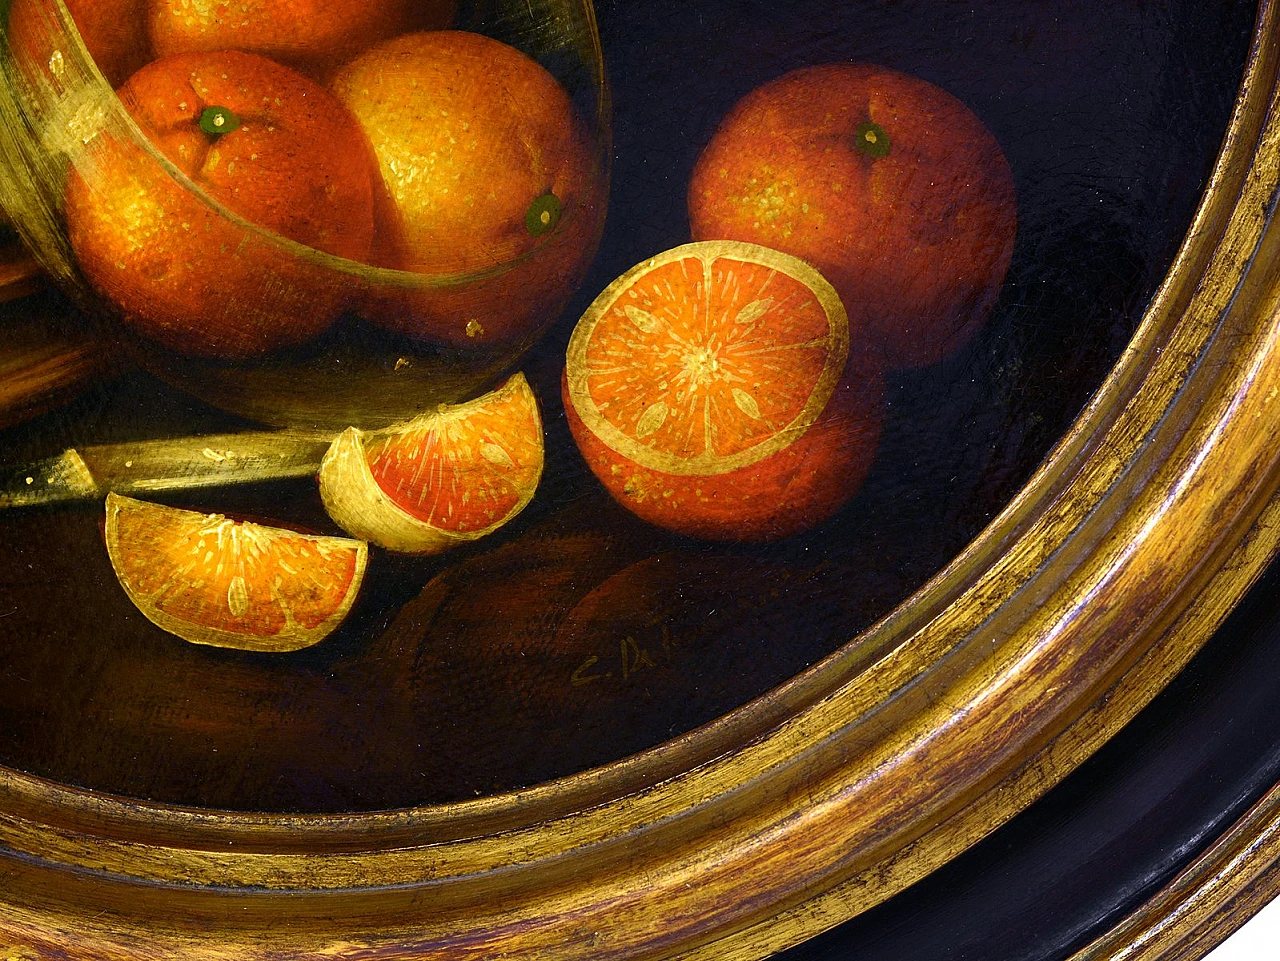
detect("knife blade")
[0,429,337,509]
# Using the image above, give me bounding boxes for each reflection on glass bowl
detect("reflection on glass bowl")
[0,0,610,429]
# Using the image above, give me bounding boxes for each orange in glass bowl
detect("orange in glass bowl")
[0,0,610,430]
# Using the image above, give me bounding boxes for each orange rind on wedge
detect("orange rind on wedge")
[104,492,368,652]
[318,372,545,554]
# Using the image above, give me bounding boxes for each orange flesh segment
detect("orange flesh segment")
[579,250,840,469]
[107,495,363,640]
[365,379,542,534]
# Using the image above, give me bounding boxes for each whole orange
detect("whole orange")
[563,241,884,544]
[331,30,605,349]
[689,63,1017,368]
[146,0,454,80]
[65,50,377,359]
[7,0,151,88]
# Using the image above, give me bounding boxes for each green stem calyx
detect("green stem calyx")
[525,192,563,236]
[854,121,890,159]
[199,106,241,137]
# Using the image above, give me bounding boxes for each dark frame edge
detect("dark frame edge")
[1069,775,1280,961]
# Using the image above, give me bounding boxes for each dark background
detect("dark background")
[0,0,1259,830]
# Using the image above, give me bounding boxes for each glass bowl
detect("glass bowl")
[0,0,610,429]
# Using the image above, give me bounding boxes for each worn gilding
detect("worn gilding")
[0,2,1279,960]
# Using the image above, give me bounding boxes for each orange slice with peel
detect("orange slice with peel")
[318,372,545,554]
[104,492,368,652]
[563,240,884,542]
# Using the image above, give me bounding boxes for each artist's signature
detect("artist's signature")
[563,559,831,694]
[569,624,673,688]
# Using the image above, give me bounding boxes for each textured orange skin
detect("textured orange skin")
[689,63,1017,369]
[333,31,604,349]
[7,0,151,88]
[65,50,377,359]
[148,0,455,81]
[563,353,884,543]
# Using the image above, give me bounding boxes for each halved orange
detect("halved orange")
[104,492,368,652]
[563,240,884,542]
[319,372,545,554]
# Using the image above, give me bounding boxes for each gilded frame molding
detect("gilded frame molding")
[3,1,1280,958]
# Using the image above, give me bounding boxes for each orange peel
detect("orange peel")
[318,372,544,554]
[104,492,368,652]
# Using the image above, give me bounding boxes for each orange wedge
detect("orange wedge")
[104,492,368,652]
[318,372,544,554]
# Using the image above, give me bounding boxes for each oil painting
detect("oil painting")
[0,0,1271,957]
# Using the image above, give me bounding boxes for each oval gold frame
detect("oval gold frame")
[3,3,1280,959]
